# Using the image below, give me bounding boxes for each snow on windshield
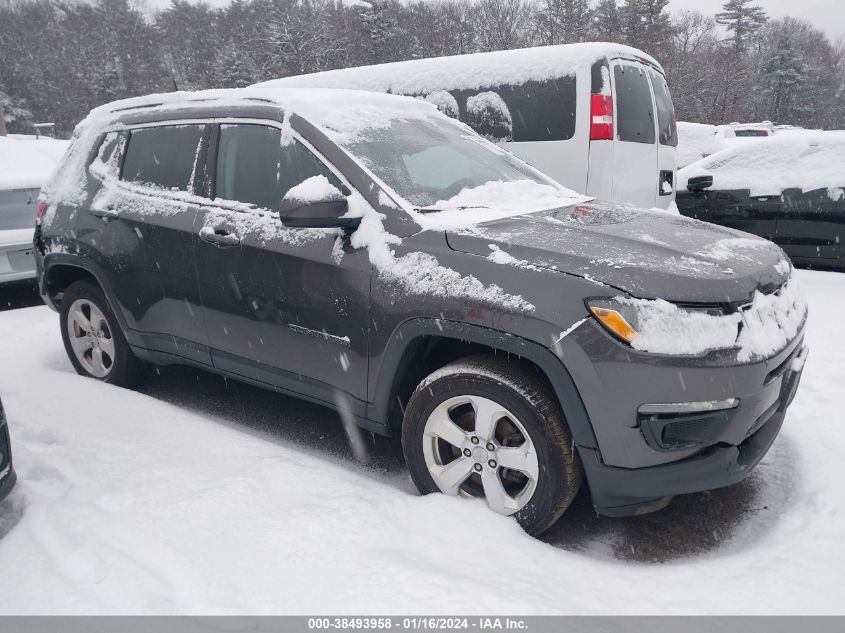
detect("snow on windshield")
[678,131,845,197]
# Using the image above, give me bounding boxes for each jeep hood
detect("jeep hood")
[445,201,790,303]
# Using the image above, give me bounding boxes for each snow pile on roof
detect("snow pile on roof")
[252,43,661,95]
[0,135,69,190]
[622,272,807,360]
[41,87,438,215]
[678,131,845,197]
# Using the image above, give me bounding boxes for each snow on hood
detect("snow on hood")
[446,201,792,304]
[252,43,661,95]
[0,135,69,190]
[678,131,845,197]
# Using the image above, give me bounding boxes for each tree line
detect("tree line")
[1,0,844,137]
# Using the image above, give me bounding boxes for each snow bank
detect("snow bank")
[0,270,843,614]
[678,131,845,197]
[252,43,661,95]
[622,272,807,361]
[0,135,69,190]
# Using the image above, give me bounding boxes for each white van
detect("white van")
[254,43,678,210]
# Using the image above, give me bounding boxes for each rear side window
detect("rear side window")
[121,125,207,191]
[418,76,577,143]
[214,124,341,210]
[649,69,677,147]
[90,131,127,179]
[614,65,655,144]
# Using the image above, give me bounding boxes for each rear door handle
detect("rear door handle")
[200,226,241,247]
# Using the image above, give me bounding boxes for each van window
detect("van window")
[613,65,655,144]
[649,69,677,147]
[422,76,577,143]
[121,125,207,191]
[214,124,341,210]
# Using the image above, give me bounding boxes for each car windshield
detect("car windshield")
[340,116,548,209]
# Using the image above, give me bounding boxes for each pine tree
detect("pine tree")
[716,0,767,52]
[592,0,622,42]
[534,0,592,46]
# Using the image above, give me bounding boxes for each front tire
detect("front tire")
[60,280,149,388]
[402,355,582,535]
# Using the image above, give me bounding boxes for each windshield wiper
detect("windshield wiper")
[414,205,489,214]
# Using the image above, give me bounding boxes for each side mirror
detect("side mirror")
[279,178,360,230]
[687,175,714,192]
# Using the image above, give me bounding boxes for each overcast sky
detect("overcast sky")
[145,0,845,42]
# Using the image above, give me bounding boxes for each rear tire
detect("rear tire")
[60,280,149,388]
[402,355,582,535]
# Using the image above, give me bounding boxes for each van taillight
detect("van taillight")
[590,94,613,141]
[36,201,47,225]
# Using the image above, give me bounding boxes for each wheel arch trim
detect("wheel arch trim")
[369,318,598,450]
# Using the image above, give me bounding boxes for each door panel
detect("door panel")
[611,62,659,208]
[102,124,210,362]
[195,123,371,402]
[649,68,677,209]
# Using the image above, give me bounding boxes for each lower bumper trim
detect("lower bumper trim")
[580,409,785,517]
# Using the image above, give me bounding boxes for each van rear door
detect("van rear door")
[609,61,659,208]
[649,68,678,209]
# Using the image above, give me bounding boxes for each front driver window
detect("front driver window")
[215,123,341,210]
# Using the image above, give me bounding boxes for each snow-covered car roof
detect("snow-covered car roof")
[0,135,69,190]
[79,87,445,143]
[251,42,663,95]
[678,130,845,198]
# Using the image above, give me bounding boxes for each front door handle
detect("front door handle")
[91,205,119,221]
[199,226,241,247]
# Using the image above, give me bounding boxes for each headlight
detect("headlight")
[586,298,726,348]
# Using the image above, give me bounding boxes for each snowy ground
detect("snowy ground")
[0,270,843,615]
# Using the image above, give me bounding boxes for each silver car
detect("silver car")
[0,135,68,284]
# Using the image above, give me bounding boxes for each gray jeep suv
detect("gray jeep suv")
[34,88,807,534]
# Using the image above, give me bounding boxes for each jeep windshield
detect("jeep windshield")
[340,116,552,210]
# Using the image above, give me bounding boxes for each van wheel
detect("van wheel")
[60,281,149,388]
[402,355,582,535]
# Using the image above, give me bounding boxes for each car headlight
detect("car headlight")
[586,298,726,347]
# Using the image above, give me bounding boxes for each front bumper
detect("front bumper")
[577,343,806,517]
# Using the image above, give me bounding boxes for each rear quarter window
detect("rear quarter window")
[614,64,656,144]
[649,69,677,147]
[121,124,208,192]
[417,76,577,143]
